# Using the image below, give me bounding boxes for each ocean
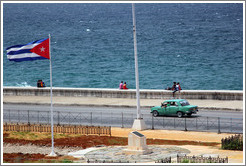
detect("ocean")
[3,3,244,90]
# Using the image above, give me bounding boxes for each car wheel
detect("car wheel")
[177,112,183,118]
[152,110,159,117]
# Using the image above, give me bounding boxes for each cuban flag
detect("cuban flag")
[6,38,50,62]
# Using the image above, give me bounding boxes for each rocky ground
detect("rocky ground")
[3,132,220,163]
[3,130,243,163]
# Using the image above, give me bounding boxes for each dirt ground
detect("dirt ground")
[3,152,81,163]
[111,127,235,143]
[3,128,244,163]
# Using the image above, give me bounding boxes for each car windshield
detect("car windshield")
[180,100,190,106]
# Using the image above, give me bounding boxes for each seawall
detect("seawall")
[3,86,243,101]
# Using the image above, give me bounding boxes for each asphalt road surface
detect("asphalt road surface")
[3,104,243,133]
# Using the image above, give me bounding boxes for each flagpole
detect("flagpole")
[48,34,56,156]
[131,3,146,130]
[132,3,141,119]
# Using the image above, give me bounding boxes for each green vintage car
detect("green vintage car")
[150,99,198,118]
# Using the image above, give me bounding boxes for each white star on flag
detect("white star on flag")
[40,47,45,52]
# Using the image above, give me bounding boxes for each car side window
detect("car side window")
[170,102,178,106]
[170,102,176,106]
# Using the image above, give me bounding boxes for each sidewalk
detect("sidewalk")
[3,95,243,111]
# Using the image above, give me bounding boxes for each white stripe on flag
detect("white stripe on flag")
[6,43,40,53]
[7,52,40,60]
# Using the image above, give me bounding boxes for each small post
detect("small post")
[18,110,20,123]
[121,112,124,128]
[27,110,30,124]
[8,109,10,123]
[174,118,176,128]
[47,111,49,124]
[101,112,102,126]
[152,114,154,130]
[218,117,221,134]
[57,111,60,126]
[37,111,39,124]
[184,117,187,131]
[196,118,198,130]
[230,118,232,132]
[163,117,164,128]
[110,112,112,126]
[207,117,209,130]
[80,112,83,125]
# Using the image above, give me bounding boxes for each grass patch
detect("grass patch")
[107,137,127,145]
[4,131,82,141]
[3,153,78,163]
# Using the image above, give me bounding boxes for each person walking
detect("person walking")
[123,82,128,90]
[119,81,123,89]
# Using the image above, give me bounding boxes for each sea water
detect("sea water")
[3,3,243,90]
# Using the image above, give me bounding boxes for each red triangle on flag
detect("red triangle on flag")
[30,38,50,59]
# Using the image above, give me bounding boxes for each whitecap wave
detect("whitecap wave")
[16,82,31,87]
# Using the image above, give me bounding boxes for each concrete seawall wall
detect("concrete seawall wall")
[3,86,243,100]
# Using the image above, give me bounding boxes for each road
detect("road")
[3,104,243,133]
[3,104,243,118]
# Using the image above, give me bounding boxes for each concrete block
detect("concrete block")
[132,119,147,131]
[123,131,152,155]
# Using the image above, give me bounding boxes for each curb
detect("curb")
[3,102,242,112]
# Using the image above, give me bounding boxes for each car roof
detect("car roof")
[163,99,187,102]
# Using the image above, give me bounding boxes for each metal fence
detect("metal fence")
[177,155,228,163]
[86,156,172,163]
[3,109,243,133]
[146,114,243,134]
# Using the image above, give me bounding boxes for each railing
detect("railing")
[147,114,243,134]
[3,109,243,133]
[3,154,229,163]
[177,155,228,163]
[3,123,111,136]
[155,157,172,163]
[86,157,172,163]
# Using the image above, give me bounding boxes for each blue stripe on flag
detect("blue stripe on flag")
[26,38,47,45]
[8,56,47,62]
[7,49,32,55]
[6,44,26,50]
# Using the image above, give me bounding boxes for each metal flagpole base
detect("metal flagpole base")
[47,151,57,157]
[132,118,147,130]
